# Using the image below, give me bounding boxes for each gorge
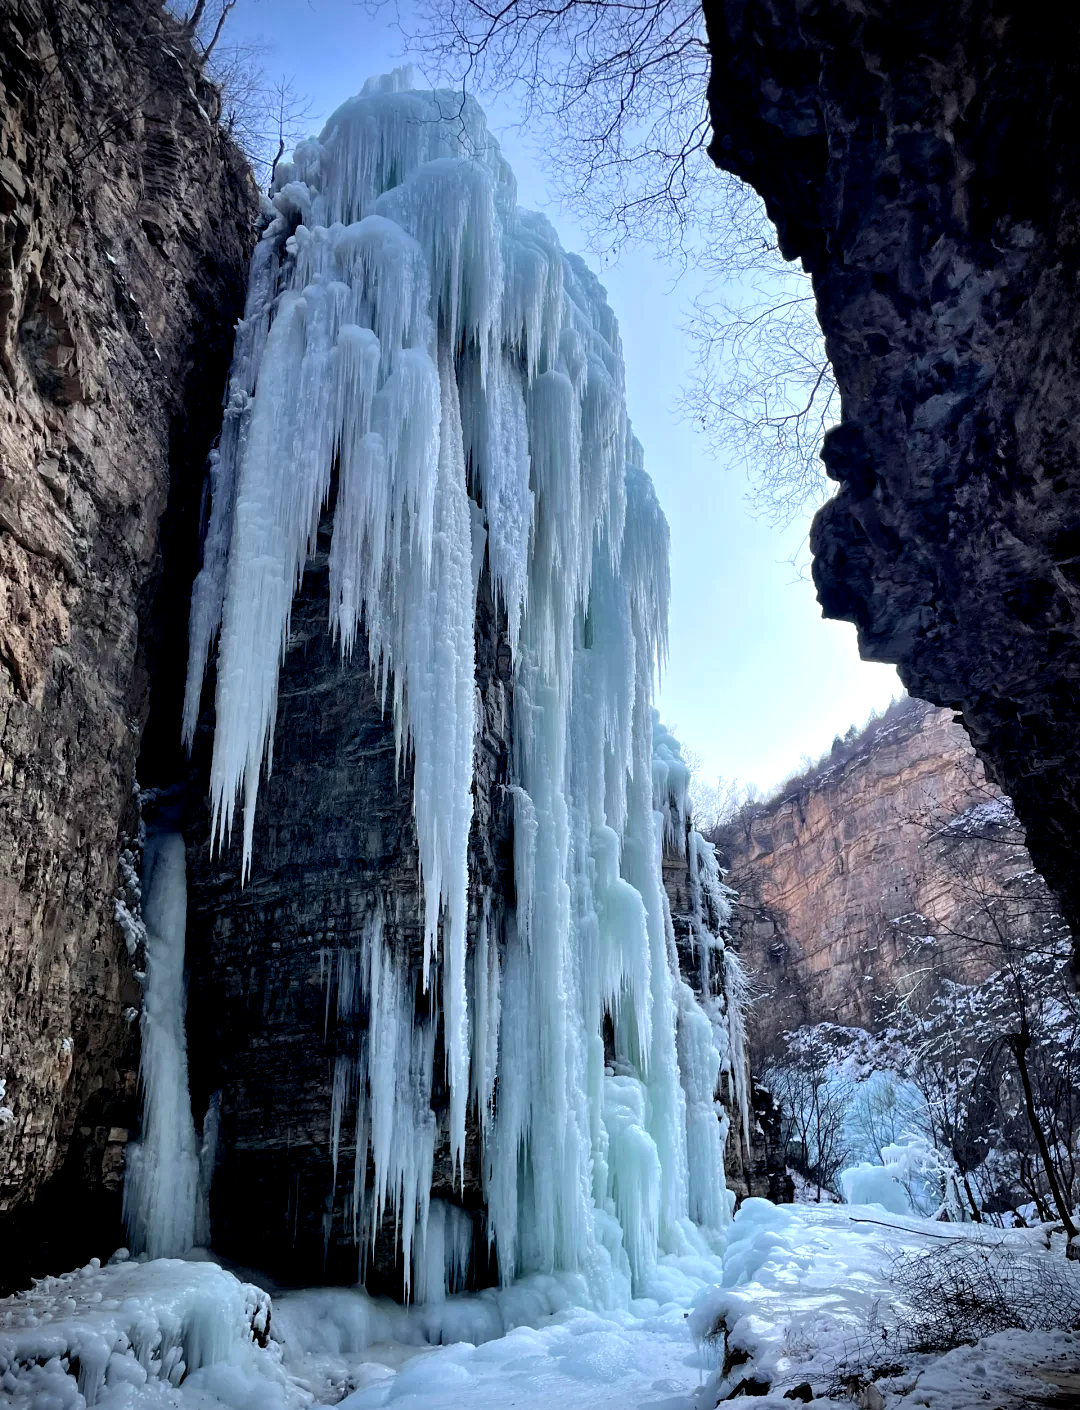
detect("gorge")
[4,0,1080,1406]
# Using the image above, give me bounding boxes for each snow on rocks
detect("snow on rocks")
[0,1257,289,1409]
[937,797,1019,838]
[4,1207,1079,1408]
[688,1199,1080,1407]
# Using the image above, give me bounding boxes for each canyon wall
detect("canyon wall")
[0,0,256,1287]
[703,0,1080,942]
[715,698,1061,1049]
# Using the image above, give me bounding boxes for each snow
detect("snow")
[0,1257,280,1409]
[7,1206,1079,1408]
[838,1162,913,1217]
[179,70,733,1300]
[938,796,1019,838]
[688,1199,1080,1406]
[840,1139,976,1224]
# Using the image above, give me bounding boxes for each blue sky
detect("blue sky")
[221,0,900,796]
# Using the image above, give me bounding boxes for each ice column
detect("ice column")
[123,832,200,1259]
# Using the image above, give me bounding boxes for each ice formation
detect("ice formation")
[123,831,200,1260]
[182,71,742,1302]
[0,1257,280,1408]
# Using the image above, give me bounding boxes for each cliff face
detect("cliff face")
[703,1,1080,941]
[716,700,1056,1045]
[0,0,256,1284]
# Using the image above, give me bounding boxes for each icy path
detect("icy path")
[3,1204,1079,1408]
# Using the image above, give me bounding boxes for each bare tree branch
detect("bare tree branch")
[200,0,236,63]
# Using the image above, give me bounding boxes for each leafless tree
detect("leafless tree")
[682,272,836,526]
[407,0,836,526]
[170,0,315,183]
[877,801,1080,1242]
[765,1028,851,1200]
[181,0,237,65]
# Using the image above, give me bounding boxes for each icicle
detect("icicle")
[723,947,753,1158]
[183,237,282,749]
[470,891,501,1138]
[194,1090,220,1248]
[652,717,691,855]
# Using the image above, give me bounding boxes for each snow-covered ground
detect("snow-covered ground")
[3,1202,1078,1409]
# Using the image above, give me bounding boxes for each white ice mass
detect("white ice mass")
[174,70,744,1300]
[122,831,200,1262]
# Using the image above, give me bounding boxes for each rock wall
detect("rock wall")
[703,0,1080,941]
[715,698,1058,1048]
[0,0,256,1289]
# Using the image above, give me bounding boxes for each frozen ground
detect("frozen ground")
[3,1201,1079,1409]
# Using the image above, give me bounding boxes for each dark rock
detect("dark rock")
[0,0,257,1291]
[747,1081,794,1205]
[703,0,1080,944]
[722,1343,749,1379]
[728,1376,771,1398]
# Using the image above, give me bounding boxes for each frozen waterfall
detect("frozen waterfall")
[183,69,742,1302]
[123,831,200,1260]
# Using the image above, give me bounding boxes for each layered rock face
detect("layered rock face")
[0,0,256,1286]
[715,699,1057,1046]
[704,1,1080,939]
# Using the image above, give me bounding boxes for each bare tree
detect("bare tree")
[765,1027,851,1200]
[408,0,836,526]
[169,0,315,183]
[215,56,313,184]
[682,272,836,526]
[876,801,1080,1243]
[180,0,237,65]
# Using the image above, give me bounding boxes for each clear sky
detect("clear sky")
[219,0,900,797]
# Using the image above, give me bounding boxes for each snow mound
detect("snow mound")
[839,1161,913,1216]
[0,1257,294,1409]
